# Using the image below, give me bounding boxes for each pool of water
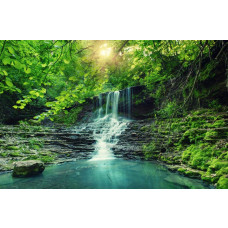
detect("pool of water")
[0,159,211,189]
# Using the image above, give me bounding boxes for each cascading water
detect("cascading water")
[90,89,131,161]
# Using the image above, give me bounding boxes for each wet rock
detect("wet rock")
[113,120,153,160]
[12,160,45,177]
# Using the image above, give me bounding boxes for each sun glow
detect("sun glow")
[100,43,112,57]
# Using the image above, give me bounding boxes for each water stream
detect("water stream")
[91,90,129,161]
[0,88,210,189]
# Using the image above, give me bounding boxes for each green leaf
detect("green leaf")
[45,102,53,107]
[16,88,22,93]
[14,60,22,69]
[2,57,11,65]
[69,76,76,81]
[5,78,14,87]
[8,47,15,54]
[13,105,18,109]
[64,59,70,64]
[29,91,35,95]
[24,67,31,74]
[41,88,46,94]
[44,82,51,86]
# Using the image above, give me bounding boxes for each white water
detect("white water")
[90,89,131,161]
[98,94,103,118]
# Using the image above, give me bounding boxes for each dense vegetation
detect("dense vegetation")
[1,40,227,123]
[0,40,227,188]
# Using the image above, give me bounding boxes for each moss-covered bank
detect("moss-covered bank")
[142,108,228,188]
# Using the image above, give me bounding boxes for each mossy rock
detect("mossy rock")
[40,155,55,163]
[0,152,8,157]
[216,167,228,176]
[9,151,23,157]
[0,139,5,144]
[208,160,228,172]
[12,160,45,177]
[201,174,219,184]
[6,146,19,150]
[177,167,186,174]
[185,170,201,178]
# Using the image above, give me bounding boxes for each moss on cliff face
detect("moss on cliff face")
[142,108,228,188]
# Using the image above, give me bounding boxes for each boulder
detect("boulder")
[12,160,45,177]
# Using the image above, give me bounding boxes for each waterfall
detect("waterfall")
[105,92,111,115]
[90,88,132,161]
[112,91,120,119]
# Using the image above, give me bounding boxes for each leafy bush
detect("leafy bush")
[156,101,179,118]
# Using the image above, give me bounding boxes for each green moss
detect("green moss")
[208,160,228,172]
[142,107,228,187]
[26,155,39,160]
[182,144,223,171]
[0,139,5,144]
[204,130,218,141]
[9,151,23,157]
[6,146,19,150]
[40,155,56,163]
[141,126,150,132]
[201,174,218,183]
[27,138,44,151]
[143,142,159,160]
[217,176,228,189]
[0,152,8,157]
[185,170,201,178]
[211,119,226,128]
[216,167,228,176]
[177,168,186,174]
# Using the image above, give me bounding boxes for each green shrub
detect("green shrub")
[156,101,179,118]
[53,106,83,125]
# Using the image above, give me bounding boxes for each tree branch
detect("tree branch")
[113,40,129,60]
[215,42,228,60]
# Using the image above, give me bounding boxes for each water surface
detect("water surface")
[0,159,209,189]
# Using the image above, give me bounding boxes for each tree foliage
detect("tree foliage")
[0,40,226,121]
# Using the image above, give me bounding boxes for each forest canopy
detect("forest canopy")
[0,40,226,122]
